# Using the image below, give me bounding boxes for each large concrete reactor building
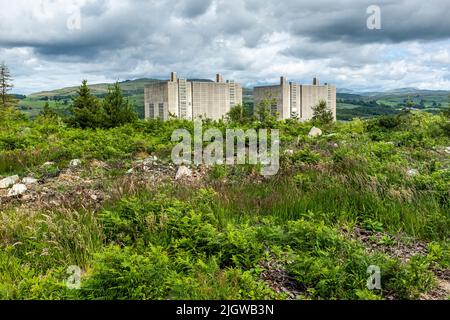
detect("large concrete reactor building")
[253,77,336,121]
[144,72,242,121]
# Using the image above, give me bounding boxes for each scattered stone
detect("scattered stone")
[284,149,294,156]
[21,194,34,201]
[407,169,419,177]
[42,162,55,167]
[142,157,155,170]
[90,194,98,201]
[175,166,192,180]
[90,159,108,169]
[126,168,134,174]
[308,127,322,138]
[69,159,82,168]
[332,143,339,148]
[0,175,20,189]
[8,184,27,197]
[445,147,450,154]
[22,177,38,185]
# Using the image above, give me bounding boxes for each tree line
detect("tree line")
[0,62,137,129]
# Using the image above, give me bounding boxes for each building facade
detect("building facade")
[253,77,336,121]
[144,72,242,121]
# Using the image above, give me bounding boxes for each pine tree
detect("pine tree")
[312,100,334,125]
[226,104,245,123]
[71,80,102,128]
[39,102,58,119]
[0,62,16,108]
[102,82,137,128]
[256,97,278,125]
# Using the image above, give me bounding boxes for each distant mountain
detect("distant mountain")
[336,88,357,94]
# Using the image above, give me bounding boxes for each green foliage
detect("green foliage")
[0,62,18,109]
[79,245,171,300]
[70,80,103,129]
[38,102,58,119]
[255,98,278,127]
[226,104,246,124]
[101,82,137,128]
[0,109,449,300]
[290,147,321,165]
[312,100,334,126]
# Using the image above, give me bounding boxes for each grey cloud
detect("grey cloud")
[1,0,450,93]
[176,0,213,18]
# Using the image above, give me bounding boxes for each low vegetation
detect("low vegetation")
[0,76,449,300]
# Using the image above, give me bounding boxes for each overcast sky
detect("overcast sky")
[1,0,450,94]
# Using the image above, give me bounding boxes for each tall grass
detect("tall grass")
[211,172,449,242]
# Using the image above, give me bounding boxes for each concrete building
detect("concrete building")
[144,72,242,121]
[253,77,336,121]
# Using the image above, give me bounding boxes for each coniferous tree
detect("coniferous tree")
[312,100,334,125]
[0,62,17,108]
[39,102,58,119]
[71,80,102,128]
[226,104,245,123]
[256,97,278,126]
[102,82,137,128]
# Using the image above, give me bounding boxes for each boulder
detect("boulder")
[69,159,82,168]
[407,169,419,177]
[308,127,322,138]
[0,175,20,189]
[175,166,192,180]
[8,184,27,197]
[22,177,38,185]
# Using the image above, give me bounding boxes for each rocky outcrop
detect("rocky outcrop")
[308,127,323,138]
[22,177,38,185]
[175,166,192,180]
[8,184,27,197]
[0,175,20,189]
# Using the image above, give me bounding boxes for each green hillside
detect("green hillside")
[28,78,162,99]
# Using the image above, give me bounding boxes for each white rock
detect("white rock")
[126,168,134,174]
[308,127,323,138]
[407,169,419,177]
[445,147,450,154]
[22,177,38,185]
[8,184,27,197]
[42,162,55,167]
[175,166,192,180]
[143,157,154,166]
[0,175,20,189]
[284,149,294,155]
[69,159,82,168]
